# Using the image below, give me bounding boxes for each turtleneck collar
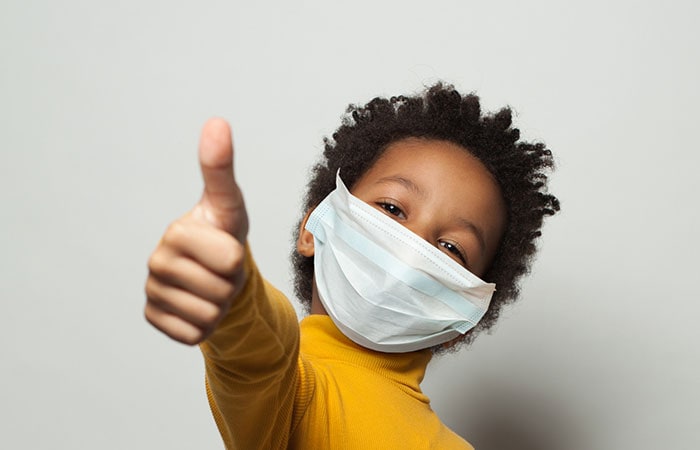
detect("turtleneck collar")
[299,315,433,399]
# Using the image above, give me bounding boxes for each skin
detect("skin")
[145,121,507,346]
[145,118,248,345]
[297,138,508,316]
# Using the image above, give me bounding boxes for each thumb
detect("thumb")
[196,117,248,241]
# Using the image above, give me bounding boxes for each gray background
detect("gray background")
[2,1,698,449]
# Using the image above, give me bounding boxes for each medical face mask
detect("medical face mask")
[304,172,496,353]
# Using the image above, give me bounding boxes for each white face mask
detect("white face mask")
[305,172,496,353]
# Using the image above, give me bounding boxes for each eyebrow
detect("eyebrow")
[375,176,487,255]
[375,176,426,198]
[456,217,486,256]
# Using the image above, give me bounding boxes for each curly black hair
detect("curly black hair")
[291,82,560,346]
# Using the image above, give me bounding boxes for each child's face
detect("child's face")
[350,137,507,277]
[299,137,507,316]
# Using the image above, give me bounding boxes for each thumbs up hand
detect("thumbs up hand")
[145,118,249,345]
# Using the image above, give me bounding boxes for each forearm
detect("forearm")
[200,246,300,449]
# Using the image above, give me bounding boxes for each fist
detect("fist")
[145,118,249,345]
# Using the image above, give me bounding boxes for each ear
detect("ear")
[296,209,315,257]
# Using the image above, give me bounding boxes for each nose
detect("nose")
[402,218,434,245]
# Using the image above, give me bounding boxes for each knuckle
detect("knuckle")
[181,329,204,346]
[144,303,162,329]
[196,302,221,326]
[163,221,188,247]
[216,282,237,303]
[147,251,167,275]
[144,277,159,300]
[144,304,155,323]
[144,304,203,346]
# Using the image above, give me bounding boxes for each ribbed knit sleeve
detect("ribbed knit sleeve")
[199,246,301,450]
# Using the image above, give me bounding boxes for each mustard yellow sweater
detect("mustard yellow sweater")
[200,249,474,449]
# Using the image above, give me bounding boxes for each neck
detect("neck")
[309,281,329,315]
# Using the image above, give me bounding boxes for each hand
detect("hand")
[144,118,249,345]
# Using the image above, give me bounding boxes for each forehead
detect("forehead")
[361,137,500,193]
[355,137,507,218]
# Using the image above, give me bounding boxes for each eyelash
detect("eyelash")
[377,201,469,267]
[378,201,405,219]
[439,241,468,266]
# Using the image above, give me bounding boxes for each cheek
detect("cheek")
[471,259,491,279]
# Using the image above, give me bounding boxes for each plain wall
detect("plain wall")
[1,1,698,449]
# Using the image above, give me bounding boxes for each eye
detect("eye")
[439,240,468,266]
[377,201,406,219]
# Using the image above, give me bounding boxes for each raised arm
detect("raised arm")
[144,119,301,449]
[144,118,248,345]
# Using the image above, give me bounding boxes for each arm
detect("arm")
[144,118,300,448]
[201,246,300,449]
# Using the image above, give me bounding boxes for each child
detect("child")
[145,83,559,449]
